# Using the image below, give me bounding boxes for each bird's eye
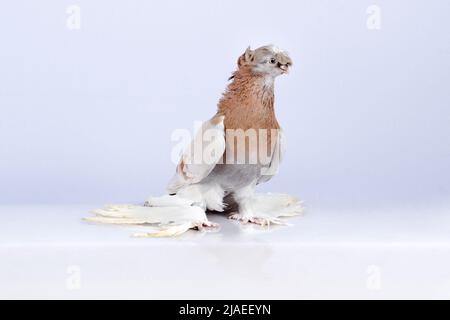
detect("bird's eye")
[269,58,276,64]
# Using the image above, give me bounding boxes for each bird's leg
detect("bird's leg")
[228,184,269,225]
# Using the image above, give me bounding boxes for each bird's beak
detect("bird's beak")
[279,64,289,74]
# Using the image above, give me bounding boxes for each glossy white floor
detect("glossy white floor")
[1,203,450,299]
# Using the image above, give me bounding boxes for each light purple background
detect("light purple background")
[1,0,449,211]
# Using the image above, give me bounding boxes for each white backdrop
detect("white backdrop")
[1,0,449,211]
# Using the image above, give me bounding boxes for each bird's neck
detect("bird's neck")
[217,68,279,129]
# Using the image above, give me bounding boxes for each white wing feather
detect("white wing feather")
[167,116,225,194]
[258,129,286,184]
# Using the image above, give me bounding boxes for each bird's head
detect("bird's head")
[237,45,292,78]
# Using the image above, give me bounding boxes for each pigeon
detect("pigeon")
[86,45,304,237]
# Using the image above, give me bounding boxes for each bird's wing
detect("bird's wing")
[167,115,226,194]
[257,129,286,184]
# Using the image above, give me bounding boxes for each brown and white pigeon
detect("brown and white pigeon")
[86,45,303,237]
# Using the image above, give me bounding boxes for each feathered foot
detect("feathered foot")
[228,193,304,226]
[85,203,218,237]
[143,194,194,207]
[228,213,285,226]
[196,220,220,230]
